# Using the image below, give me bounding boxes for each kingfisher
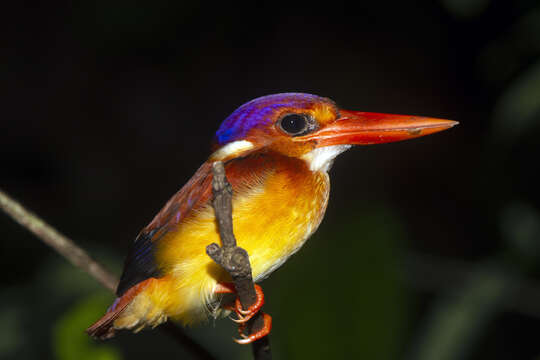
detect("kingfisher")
[87,93,457,343]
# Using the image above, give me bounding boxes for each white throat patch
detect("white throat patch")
[302,145,351,172]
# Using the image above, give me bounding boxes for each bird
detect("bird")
[87,93,457,343]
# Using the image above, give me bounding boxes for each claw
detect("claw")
[215,283,265,323]
[214,282,271,344]
[233,313,272,345]
[233,284,265,321]
[229,315,248,324]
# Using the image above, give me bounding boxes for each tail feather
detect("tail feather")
[86,278,156,339]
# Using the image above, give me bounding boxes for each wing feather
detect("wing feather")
[116,162,214,295]
[115,153,276,296]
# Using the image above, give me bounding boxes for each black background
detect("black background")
[2,1,540,359]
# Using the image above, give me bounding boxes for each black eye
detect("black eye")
[278,114,311,136]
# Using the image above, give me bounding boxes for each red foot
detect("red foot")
[214,282,265,324]
[234,312,272,344]
[214,282,270,344]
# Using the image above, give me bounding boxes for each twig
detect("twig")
[0,189,117,291]
[206,161,272,360]
[0,188,215,360]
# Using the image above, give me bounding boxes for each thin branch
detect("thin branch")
[0,188,117,291]
[207,162,272,360]
[0,188,215,360]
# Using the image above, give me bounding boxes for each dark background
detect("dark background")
[2,1,540,359]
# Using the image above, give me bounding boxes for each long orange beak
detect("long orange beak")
[295,110,458,146]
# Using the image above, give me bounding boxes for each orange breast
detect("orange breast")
[150,154,330,324]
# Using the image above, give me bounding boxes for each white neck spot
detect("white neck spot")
[302,145,351,172]
[210,140,254,160]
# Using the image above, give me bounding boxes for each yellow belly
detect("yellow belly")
[155,167,329,323]
[114,164,330,330]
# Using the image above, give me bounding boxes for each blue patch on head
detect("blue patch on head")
[217,128,236,144]
[214,93,331,145]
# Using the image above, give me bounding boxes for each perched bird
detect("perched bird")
[87,93,457,343]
